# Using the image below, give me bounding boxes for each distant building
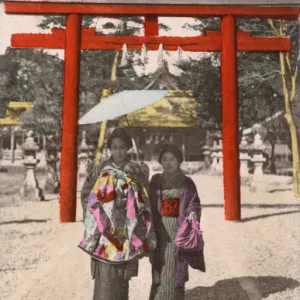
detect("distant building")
[117,62,205,161]
[0,101,32,162]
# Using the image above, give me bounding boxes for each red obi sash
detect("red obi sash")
[162,198,180,217]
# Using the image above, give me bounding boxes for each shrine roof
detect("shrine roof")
[118,90,198,128]
[0,102,33,126]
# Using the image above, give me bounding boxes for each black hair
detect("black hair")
[107,127,133,150]
[157,143,184,165]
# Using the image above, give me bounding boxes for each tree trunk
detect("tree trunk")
[269,17,300,198]
[286,113,300,196]
[279,51,300,197]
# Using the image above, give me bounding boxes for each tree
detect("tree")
[267,19,300,197]
[177,56,221,131]
[180,18,285,129]
[2,48,64,136]
[0,53,18,117]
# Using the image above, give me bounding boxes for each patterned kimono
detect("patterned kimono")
[149,170,205,300]
[80,158,156,300]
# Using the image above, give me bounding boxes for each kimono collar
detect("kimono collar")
[161,169,185,190]
[107,156,130,171]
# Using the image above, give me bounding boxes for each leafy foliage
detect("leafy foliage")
[0,54,18,117]
[1,16,152,143]
[177,56,221,130]
[178,17,299,140]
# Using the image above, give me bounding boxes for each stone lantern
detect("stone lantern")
[250,133,267,193]
[202,144,211,170]
[210,140,218,172]
[20,130,44,201]
[251,133,266,176]
[44,134,60,194]
[239,136,250,176]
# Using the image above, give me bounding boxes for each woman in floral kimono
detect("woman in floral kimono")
[80,127,156,300]
[149,143,205,300]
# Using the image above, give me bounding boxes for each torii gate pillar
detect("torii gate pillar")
[59,14,82,222]
[221,15,241,220]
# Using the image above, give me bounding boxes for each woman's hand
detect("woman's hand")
[188,211,197,222]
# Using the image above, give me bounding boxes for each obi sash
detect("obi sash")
[161,198,180,217]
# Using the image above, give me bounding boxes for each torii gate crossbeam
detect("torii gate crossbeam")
[4,2,298,222]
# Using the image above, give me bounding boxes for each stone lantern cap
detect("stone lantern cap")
[249,133,266,152]
[210,140,219,153]
[22,130,39,151]
[251,153,266,162]
[215,139,223,151]
[202,144,210,151]
[80,141,89,152]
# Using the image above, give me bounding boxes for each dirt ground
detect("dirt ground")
[1,171,300,300]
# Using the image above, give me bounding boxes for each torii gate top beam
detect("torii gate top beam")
[3,0,300,4]
[4,2,300,20]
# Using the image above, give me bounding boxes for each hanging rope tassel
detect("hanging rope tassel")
[177,46,183,65]
[141,44,148,65]
[157,44,164,68]
[120,44,128,67]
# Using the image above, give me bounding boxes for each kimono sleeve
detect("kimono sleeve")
[185,178,202,221]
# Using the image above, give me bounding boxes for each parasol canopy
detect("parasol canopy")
[78,90,169,125]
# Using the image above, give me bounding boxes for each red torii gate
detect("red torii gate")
[3,1,299,222]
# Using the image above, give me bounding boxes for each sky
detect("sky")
[0,3,203,75]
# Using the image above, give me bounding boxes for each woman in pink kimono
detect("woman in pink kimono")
[80,127,156,300]
[149,143,206,300]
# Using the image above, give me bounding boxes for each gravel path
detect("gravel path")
[1,174,300,300]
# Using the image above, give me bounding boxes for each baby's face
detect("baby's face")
[124,163,138,177]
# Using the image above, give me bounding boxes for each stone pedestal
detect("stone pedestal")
[239,136,250,177]
[216,151,223,175]
[211,152,218,171]
[252,154,266,176]
[202,145,211,169]
[240,152,251,176]
[210,141,218,172]
[249,133,267,193]
[20,131,44,201]
[78,152,88,177]
[216,139,223,175]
